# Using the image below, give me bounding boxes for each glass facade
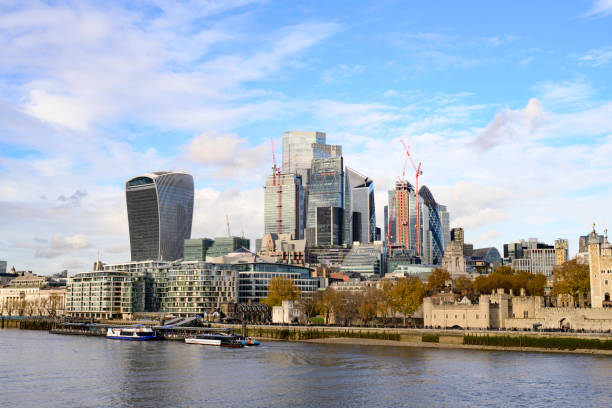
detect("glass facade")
[344,167,376,245]
[281,131,341,234]
[263,173,304,239]
[233,263,317,303]
[207,237,251,258]
[419,186,444,265]
[306,157,344,232]
[184,238,214,261]
[315,206,343,246]
[126,172,194,262]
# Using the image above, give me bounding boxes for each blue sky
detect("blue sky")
[0,0,611,273]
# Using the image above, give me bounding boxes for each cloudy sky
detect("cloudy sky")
[1,0,611,274]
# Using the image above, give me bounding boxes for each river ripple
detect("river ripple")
[1,329,611,407]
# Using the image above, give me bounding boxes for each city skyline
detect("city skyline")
[1,1,611,273]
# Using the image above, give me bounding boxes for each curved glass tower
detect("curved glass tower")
[126,171,194,261]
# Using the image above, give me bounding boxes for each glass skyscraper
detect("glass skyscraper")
[281,131,341,235]
[125,171,194,262]
[306,157,344,233]
[344,167,376,244]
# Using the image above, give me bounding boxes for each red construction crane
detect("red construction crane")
[270,137,282,235]
[400,138,423,257]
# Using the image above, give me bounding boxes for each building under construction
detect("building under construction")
[263,172,304,240]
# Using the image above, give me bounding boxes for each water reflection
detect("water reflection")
[1,330,612,408]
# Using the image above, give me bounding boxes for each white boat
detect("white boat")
[185,333,244,348]
[106,326,159,340]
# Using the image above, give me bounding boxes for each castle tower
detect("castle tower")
[588,224,612,308]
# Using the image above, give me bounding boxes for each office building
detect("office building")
[344,167,376,244]
[125,171,194,262]
[450,228,464,247]
[438,205,450,249]
[264,172,304,239]
[555,238,569,265]
[282,131,342,231]
[258,233,308,266]
[340,241,386,276]
[580,233,604,253]
[306,157,344,240]
[234,263,318,303]
[207,237,251,258]
[472,247,502,270]
[315,207,343,247]
[184,238,214,261]
[419,186,444,265]
[0,261,6,275]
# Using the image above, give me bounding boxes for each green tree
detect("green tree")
[427,268,450,293]
[552,260,590,299]
[262,276,301,308]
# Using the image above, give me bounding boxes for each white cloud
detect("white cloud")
[578,46,612,66]
[582,0,612,17]
[471,98,546,151]
[35,234,90,258]
[532,80,593,106]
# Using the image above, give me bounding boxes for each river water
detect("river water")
[1,329,611,407]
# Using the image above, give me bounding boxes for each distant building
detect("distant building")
[344,167,376,244]
[472,247,502,270]
[159,262,238,317]
[233,263,318,303]
[393,180,414,249]
[125,171,194,262]
[207,237,251,258]
[340,241,385,276]
[588,227,612,308]
[419,186,444,265]
[0,286,66,317]
[554,238,569,265]
[257,233,308,266]
[282,131,342,232]
[442,241,467,277]
[438,205,450,249]
[184,238,214,261]
[264,172,304,239]
[580,233,604,253]
[450,228,464,247]
[463,244,474,257]
[315,206,343,247]
[306,157,344,241]
[0,260,6,274]
[66,270,152,319]
[510,247,555,279]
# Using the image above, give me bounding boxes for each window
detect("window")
[523,311,528,318]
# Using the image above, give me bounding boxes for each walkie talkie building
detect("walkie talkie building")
[125,171,194,262]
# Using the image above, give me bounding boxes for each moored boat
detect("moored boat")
[231,334,260,346]
[185,333,244,348]
[106,326,159,340]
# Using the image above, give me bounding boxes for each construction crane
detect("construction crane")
[400,138,423,257]
[270,137,282,236]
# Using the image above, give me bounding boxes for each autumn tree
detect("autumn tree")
[298,291,321,322]
[552,260,590,300]
[317,287,342,324]
[427,268,450,293]
[454,276,473,293]
[472,267,546,296]
[356,287,381,326]
[378,280,395,326]
[262,276,301,308]
[390,277,426,326]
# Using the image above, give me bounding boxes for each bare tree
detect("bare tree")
[25,299,39,317]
